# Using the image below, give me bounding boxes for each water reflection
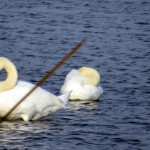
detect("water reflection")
[0,119,56,131]
[0,120,58,146]
[0,100,101,134]
[0,0,149,149]
[67,100,100,110]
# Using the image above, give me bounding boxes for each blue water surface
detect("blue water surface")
[0,0,150,149]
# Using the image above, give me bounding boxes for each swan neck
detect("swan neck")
[0,57,18,92]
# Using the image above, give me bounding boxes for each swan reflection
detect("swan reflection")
[67,100,100,110]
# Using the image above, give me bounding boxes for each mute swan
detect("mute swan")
[0,57,71,121]
[60,67,103,101]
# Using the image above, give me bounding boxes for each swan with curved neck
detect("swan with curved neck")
[0,57,71,121]
[60,67,103,100]
[0,57,18,92]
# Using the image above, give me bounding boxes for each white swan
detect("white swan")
[0,57,71,121]
[60,67,103,101]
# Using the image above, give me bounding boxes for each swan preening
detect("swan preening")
[60,67,103,101]
[0,57,71,121]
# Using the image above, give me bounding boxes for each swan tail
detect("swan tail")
[98,85,103,95]
[58,91,72,106]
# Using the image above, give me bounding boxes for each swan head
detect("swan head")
[78,67,100,86]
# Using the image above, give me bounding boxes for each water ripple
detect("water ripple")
[0,0,150,149]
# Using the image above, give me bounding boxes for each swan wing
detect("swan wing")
[63,84,103,101]
[63,69,79,82]
[32,106,60,120]
[60,71,82,94]
[32,91,72,120]
[0,80,69,120]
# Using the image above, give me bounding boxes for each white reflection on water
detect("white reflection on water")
[0,100,101,135]
[67,100,101,110]
[0,119,55,131]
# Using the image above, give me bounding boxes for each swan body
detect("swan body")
[0,57,71,121]
[60,67,103,101]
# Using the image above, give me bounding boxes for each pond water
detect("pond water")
[0,0,150,149]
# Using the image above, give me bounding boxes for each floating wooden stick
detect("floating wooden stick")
[0,39,85,123]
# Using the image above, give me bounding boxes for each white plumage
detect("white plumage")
[0,57,71,121]
[60,67,103,101]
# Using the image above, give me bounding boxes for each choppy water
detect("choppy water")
[0,0,150,149]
